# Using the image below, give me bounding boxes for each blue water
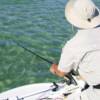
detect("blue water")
[0,0,100,92]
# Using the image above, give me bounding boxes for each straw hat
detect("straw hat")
[65,0,100,29]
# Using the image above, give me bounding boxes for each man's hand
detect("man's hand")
[50,64,65,77]
[50,64,58,74]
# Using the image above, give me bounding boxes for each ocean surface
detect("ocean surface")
[0,0,100,92]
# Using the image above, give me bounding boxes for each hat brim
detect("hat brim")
[65,4,100,29]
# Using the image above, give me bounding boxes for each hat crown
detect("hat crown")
[73,0,98,20]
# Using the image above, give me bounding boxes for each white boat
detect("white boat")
[0,78,85,100]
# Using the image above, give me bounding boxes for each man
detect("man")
[50,0,100,99]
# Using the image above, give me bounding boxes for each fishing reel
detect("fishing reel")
[63,70,78,86]
[50,69,78,93]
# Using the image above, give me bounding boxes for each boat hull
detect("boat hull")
[0,83,63,100]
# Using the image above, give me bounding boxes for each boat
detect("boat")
[0,77,85,100]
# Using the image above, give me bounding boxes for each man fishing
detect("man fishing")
[50,0,100,100]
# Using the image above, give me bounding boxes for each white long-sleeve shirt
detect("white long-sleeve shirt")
[58,26,100,85]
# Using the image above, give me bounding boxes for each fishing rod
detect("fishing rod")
[10,40,78,100]
[13,40,53,64]
[13,40,77,84]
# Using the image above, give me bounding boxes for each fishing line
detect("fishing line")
[71,25,75,34]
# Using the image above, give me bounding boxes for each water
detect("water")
[0,0,100,92]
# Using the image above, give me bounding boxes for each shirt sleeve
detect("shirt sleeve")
[57,31,85,73]
[58,41,76,73]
